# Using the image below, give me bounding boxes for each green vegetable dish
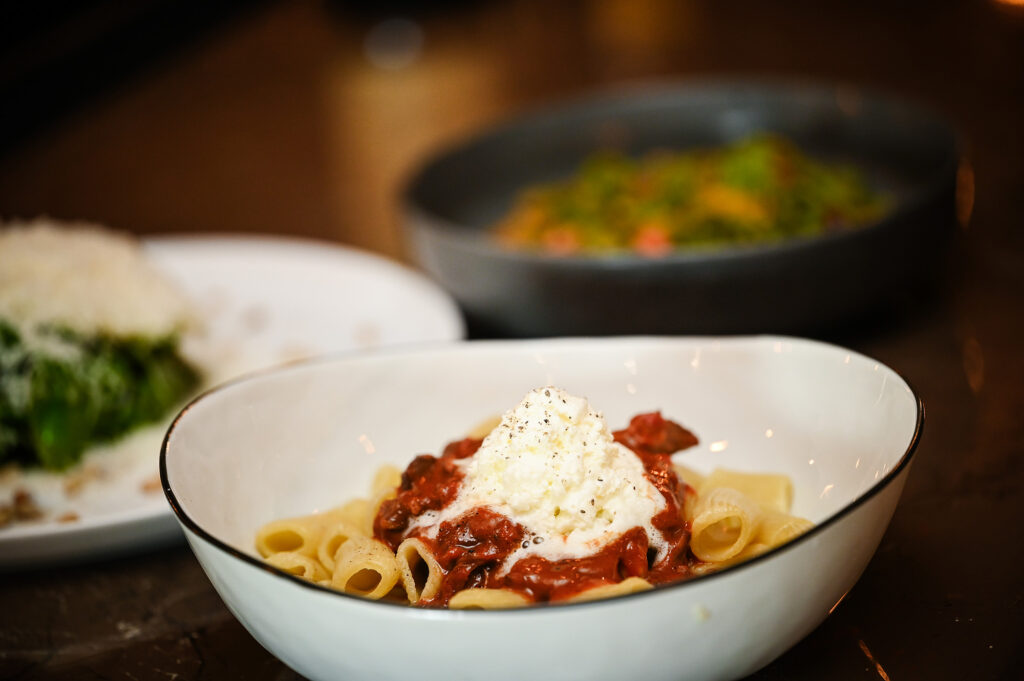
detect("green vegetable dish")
[0,322,199,471]
[494,135,890,256]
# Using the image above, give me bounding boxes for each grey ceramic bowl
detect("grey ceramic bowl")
[402,81,958,337]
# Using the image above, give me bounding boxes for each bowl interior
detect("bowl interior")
[164,337,918,557]
[406,80,955,242]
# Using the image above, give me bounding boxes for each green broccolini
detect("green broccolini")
[0,320,200,471]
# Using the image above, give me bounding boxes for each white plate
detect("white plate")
[0,235,464,569]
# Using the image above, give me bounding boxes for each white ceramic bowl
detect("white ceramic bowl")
[162,337,921,681]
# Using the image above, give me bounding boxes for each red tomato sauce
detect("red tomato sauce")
[373,412,699,606]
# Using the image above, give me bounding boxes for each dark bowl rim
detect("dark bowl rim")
[161,335,924,617]
[401,77,960,269]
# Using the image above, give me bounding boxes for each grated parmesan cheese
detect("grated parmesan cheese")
[0,219,193,338]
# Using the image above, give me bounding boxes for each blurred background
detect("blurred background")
[1,0,1021,261]
[2,3,1024,679]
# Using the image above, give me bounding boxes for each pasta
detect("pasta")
[330,536,402,600]
[255,391,813,608]
[335,498,375,536]
[689,470,813,572]
[696,469,793,514]
[564,577,653,603]
[759,510,815,547]
[265,552,330,582]
[449,588,532,610]
[317,521,360,573]
[395,538,443,603]
[689,487,763,562]
[256,508,347,559]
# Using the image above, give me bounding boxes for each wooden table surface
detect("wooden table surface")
[1,1,1022,679]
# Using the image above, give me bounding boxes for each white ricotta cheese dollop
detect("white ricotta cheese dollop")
[415,387,668,569]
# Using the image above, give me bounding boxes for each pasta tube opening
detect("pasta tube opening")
[256,521,319,558]
[396,538,443,603]
[346,569,383,593]
[317,522,358,572]
[690,487,762,562]
[331,536,401,600]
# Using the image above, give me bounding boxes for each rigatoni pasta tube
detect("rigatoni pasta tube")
[694,514,810,575]
[265,552,329,582]
[449,588,531,610]
[690,487,763,562]
[395,538,443,604]
[565,577,653,603]
[317,521,361,573]
[368,465,402,530]
[697,469,793,514]
[690,542,771,576]
[331,536,402,600]
[371,465,402,498]
[335,498,375,536]
[255,507,349,558]
[757,509,813,547]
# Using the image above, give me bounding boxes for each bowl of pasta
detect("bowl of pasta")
[161,336,922,681]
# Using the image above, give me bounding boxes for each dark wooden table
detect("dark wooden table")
[1,1,1022,679]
